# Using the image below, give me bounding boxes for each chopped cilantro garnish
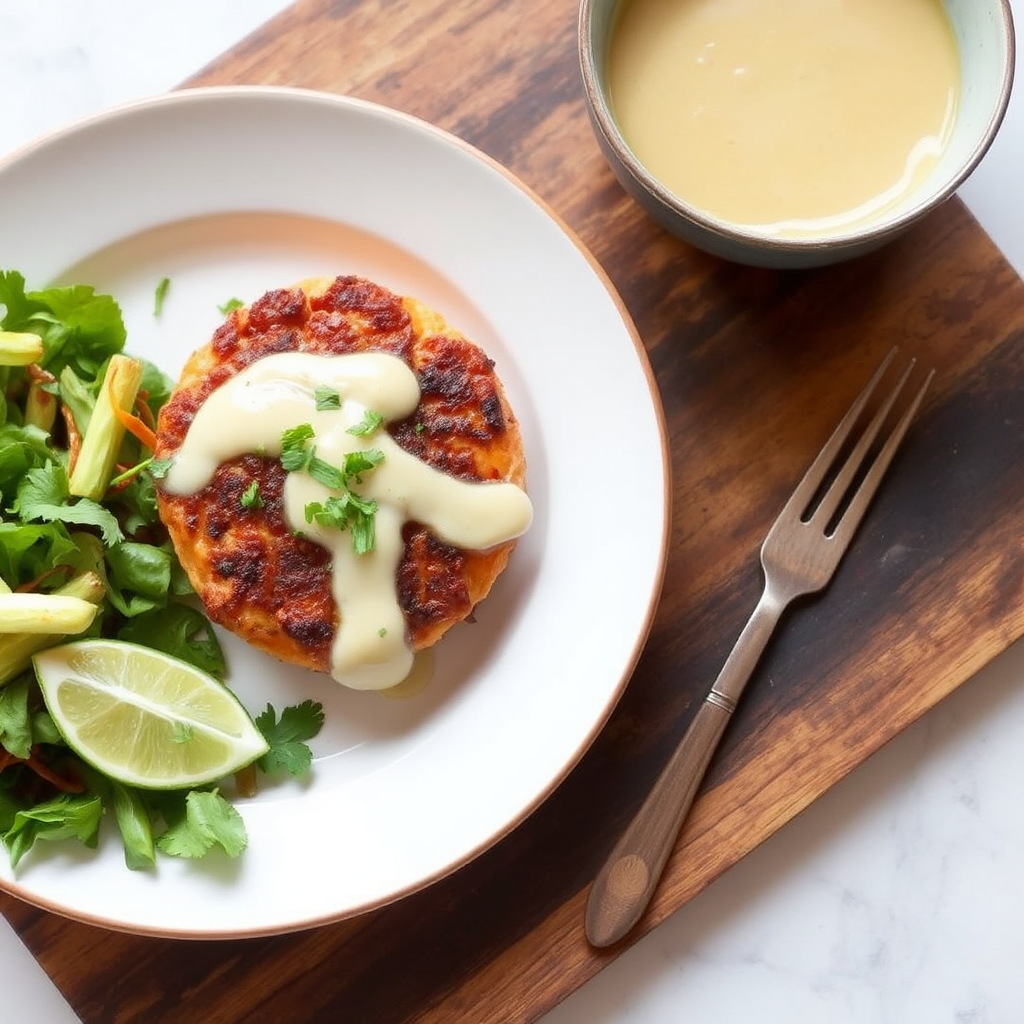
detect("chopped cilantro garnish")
[276,423,384,555]
[314,386,341,412]
[153,277,170,317]
[279,423,315,472]
[347,409,384,437]
[218,297,244,315]
[306,455,345,491]
[342,448,385,482]
[304,491,378,555]
[239,479,263,509]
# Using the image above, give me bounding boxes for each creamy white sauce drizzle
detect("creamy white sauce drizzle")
[164,352,533,690]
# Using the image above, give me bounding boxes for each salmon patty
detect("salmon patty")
[154,275,528,679]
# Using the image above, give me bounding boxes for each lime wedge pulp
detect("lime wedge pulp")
[32,639,269,790]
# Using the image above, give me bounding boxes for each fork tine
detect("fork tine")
[830,365,934,549]
[811,357,916,529]
[779,347,897,523]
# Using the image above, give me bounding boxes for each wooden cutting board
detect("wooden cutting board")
[4,0,1024,1020]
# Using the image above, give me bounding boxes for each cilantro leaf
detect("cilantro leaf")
[279,423,315,472]
[306,455,345,491]
[29,286,126,369]
[2,793,103,869]
[239,479,263,509]
[347,409,384,437]
[0,272,126,380]
[218,297,244,315]
[296,447,384,554]
[0,270,37,328]
[343,448,385,481]
[314,386,341,411]
[304,492,379,555]
[279,427,384,549]
[255,700,325,777]
[156,789,247,859]
[303,497,336,528]
[281,422,315,449]
[349,508,376,554]
[154,813,211,859]
[14,462,123,546]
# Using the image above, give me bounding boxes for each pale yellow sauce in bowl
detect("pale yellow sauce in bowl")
[580,0,1015,267]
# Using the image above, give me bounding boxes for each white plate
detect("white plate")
[0,86,668,937]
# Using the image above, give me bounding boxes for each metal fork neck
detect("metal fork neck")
[709,587,788,708]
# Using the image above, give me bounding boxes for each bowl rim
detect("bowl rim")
[577,0,1017,257]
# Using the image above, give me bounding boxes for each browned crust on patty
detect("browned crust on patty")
[155,275,526,675]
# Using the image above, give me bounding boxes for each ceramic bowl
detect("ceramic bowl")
[579,0,1016,269]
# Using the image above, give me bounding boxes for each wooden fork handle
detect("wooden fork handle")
[584,695,732,947]
[585,594,784,948]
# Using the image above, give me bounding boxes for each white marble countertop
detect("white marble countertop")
[2,2,1024,1022]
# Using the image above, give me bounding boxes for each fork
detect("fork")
[585,348,934,948]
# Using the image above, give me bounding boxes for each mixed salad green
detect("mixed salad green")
[0,269,323,872]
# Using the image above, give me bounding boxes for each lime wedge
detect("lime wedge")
[32,639,269,790]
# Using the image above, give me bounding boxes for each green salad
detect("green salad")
[0,269,323,872]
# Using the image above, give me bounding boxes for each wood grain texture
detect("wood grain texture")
[5,0,1024,1021]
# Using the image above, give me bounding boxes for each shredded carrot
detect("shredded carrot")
[134,390,157,433]
[108,372,157,451]
[61,401,82,476]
